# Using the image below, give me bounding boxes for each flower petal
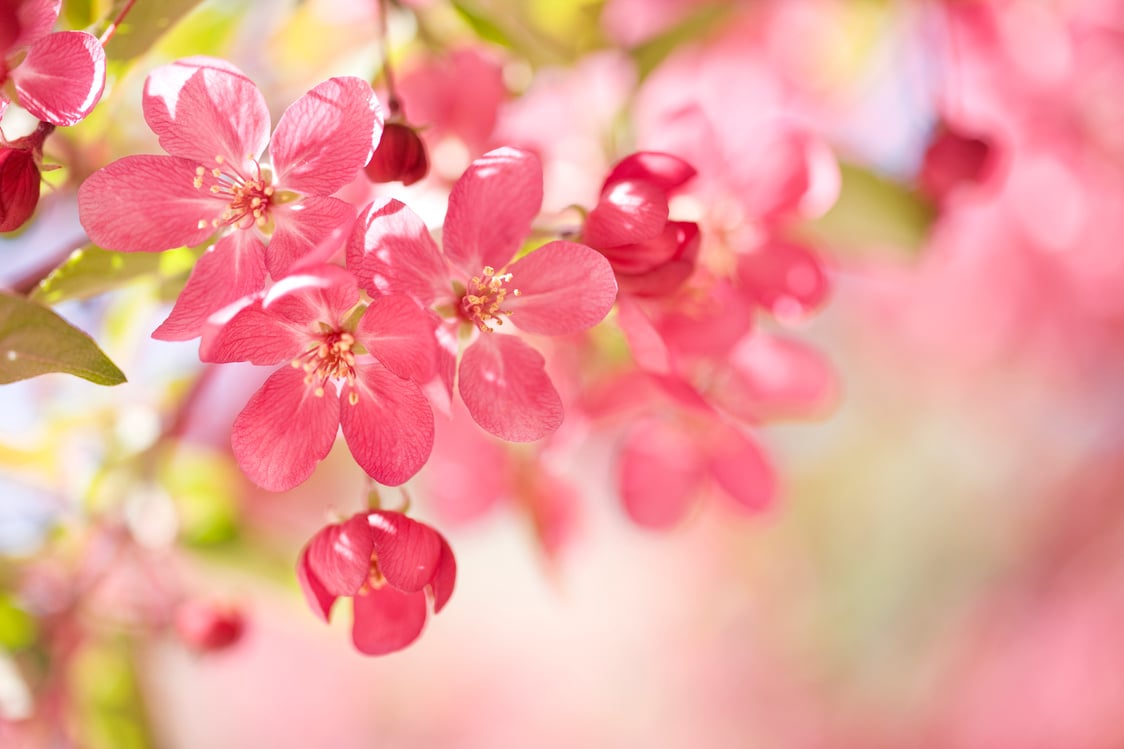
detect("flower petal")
[366,512,442,593]
[443,147,543,275]
[736,240,830,322]
[712,333,839,422]
[346,198,451,304]
[296,547,337,622]
[340,363,435,486]
[77,155,222,252]
[430,536,456,613]
[153,232,268,341]
[603,152,696,193]
[356,295,436,383]
[351,586,427,656]
[267,196,355,278]
[271,76,382,195]
[584,179,669,249]
[12,0,60,49]
[199,297,305,365]
[143,59,269,169]
[11,31,105,126]
[618,417,704,529]
[615,221,700,297]
[458,334,563,442]
[306,514,376,597]
[231,366,341,492]
[706,425,776,513]
[0,146,42,232]
[504,240,618,336]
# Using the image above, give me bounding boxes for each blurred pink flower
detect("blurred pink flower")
[77,57,382,339]
[296,510,456,656]
[201,265,436,491]
[174,600,245,653]
[0,0,105,126]
[348,146,618,442]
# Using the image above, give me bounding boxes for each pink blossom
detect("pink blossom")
[348,146,618,442]
[296,510,456,655]
[0,0,106,126]
[77,57,382,340]
[200,266,436,492]
[583,151,701,297]
[174,600,245,653]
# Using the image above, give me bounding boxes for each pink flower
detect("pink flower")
[0,0,106,126]
[584,151,701,297]
[296,510,456,656]
[200,265,436,492]
[348,146,618,442]
[174,600,245,653]
[77,57,382,340]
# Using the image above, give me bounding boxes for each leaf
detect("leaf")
[159,444,241,547]
[450,1,520,49]
[31,245,197,305]
[0,293,127,386]
[100,0,209,60]
[798,162,937,257]
[631,4,733,79]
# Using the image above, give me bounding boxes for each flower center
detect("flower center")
[193,154,275,231]
[291,331,360,404]
[460,266,520,332]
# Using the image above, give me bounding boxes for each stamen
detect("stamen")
[460,266,519,332]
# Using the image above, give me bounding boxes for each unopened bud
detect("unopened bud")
[365,122,429,186]
[0,147,42,233]
[174,600,245,653]
[918,126,996,204]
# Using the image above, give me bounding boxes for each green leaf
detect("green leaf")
[0,595,37,651]
[631,4,733,80]
[799,162,937,257]
[0,293,127,386]
[31,245,197,305]
[100,0,209,60]
[159,444,241,547]
[450,1,520,49]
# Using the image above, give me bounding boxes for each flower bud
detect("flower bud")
[365,122,429,186]
[0,145,42,233]
[174,600,245,653]
[919,126,996,204]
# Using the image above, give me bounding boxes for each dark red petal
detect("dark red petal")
[429,535,456,613]
[584,178,668,249]
[296,546,338,622]
[602,151,696,193]
[350,586,428,656]
[0,147,41,232]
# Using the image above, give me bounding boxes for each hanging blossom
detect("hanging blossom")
[200,265,436,492]
[297,510,456,656]
[0,0,106,127]
[0,120,51,232]
[348,146,619,442]
[77,56,381,339]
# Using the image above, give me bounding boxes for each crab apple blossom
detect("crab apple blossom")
[348,146,618,442]
[583,151,701,297]
[200,265,436,492]
[0,120,50,232]
[77,57,382,340]
[296,510,456,656]
[0,0,106,126]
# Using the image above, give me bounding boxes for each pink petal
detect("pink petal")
[263,265,361,329]
[0,146,42,232]
[200,298,306,365]
[618,418,704,529]
[77,155,222,252]
[340,363,435,486]
[306,514,376,596]
[351,586,427,656]
[153,232,268,341]
[231,366,341,492]
[356,295,437,383]
[736,240,830,322]
[429,536,456,613]
[603,152,696,193]
[504,240,618,336]
[11,30,105,126]
[615,296,673,374]
[270,76,382,195]
[615,221,700,297]
[296,547,337,622]
[267,196,355,278]
[442,147,543,275]
[706,425,776,513]
[366,512,442,592]
[458,334,563,442]
[584,179,669,249]
[597,222,683,275]
[651,278,753,359]
[143,59,269,169]
[12,0,60,49]
[347,199,451,304]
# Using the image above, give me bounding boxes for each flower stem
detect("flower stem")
[100,0,139,47]
[377,0,403,117]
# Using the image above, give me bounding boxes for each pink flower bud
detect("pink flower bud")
[919,126,996,204]
[365,122,429,186]
[0,143,42,232]
[174,600,245,653]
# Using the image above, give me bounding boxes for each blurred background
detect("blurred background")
[3,0,1124,747]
